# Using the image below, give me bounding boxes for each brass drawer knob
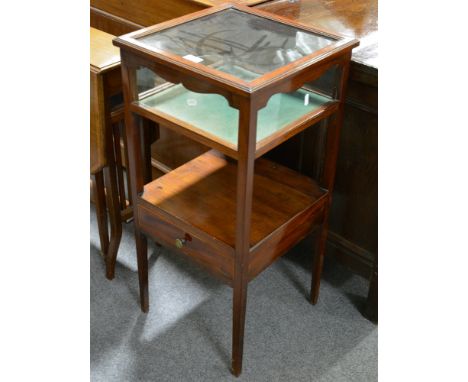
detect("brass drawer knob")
[175,238,186,249]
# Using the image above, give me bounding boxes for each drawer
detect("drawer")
[137,202,234,284]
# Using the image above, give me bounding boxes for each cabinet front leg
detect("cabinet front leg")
[135,229,149,313]
[232,277,248,377]
[311,218,329,305]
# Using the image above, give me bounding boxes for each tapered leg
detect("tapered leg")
[231,97,257,377]
[121,58,151,311]
[93,171,109,256]
[135,229,149,313]
[232,277,248,377]
[105,162,123,280]
[311,218,329,305]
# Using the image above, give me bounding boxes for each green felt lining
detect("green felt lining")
[139,84,330,147]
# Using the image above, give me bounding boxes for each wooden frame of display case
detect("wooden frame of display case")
[114,3,358,377]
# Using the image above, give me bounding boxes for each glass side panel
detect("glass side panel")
[137,67,167,93]
[139,84,331,147]
[303,64,341,99]
[137,8,335,81]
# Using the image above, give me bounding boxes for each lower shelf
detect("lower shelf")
[138,150,328,283]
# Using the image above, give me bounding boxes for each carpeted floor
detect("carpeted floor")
[91,205,377,381]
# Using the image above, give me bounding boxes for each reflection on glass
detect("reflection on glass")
[304,65,341,98]
[137,9,334,81]
[137,67,166,93]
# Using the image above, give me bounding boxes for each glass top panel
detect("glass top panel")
[137,8,335,81]
[139,85,331,147]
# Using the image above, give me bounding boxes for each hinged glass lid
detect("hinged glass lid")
[137,8,335,81]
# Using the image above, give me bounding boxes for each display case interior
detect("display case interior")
[135,64,341,156]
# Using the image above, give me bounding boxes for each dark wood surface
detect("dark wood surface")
[258,0,378,320]
[92,0,267,27]
[256,0,377,70]
[91,0,268,36]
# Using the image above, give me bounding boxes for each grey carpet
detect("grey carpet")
[91,205,377,381]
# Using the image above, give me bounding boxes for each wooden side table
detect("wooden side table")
[91,27,176,278]
[90,27,129,278]
[114,4,358,376]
